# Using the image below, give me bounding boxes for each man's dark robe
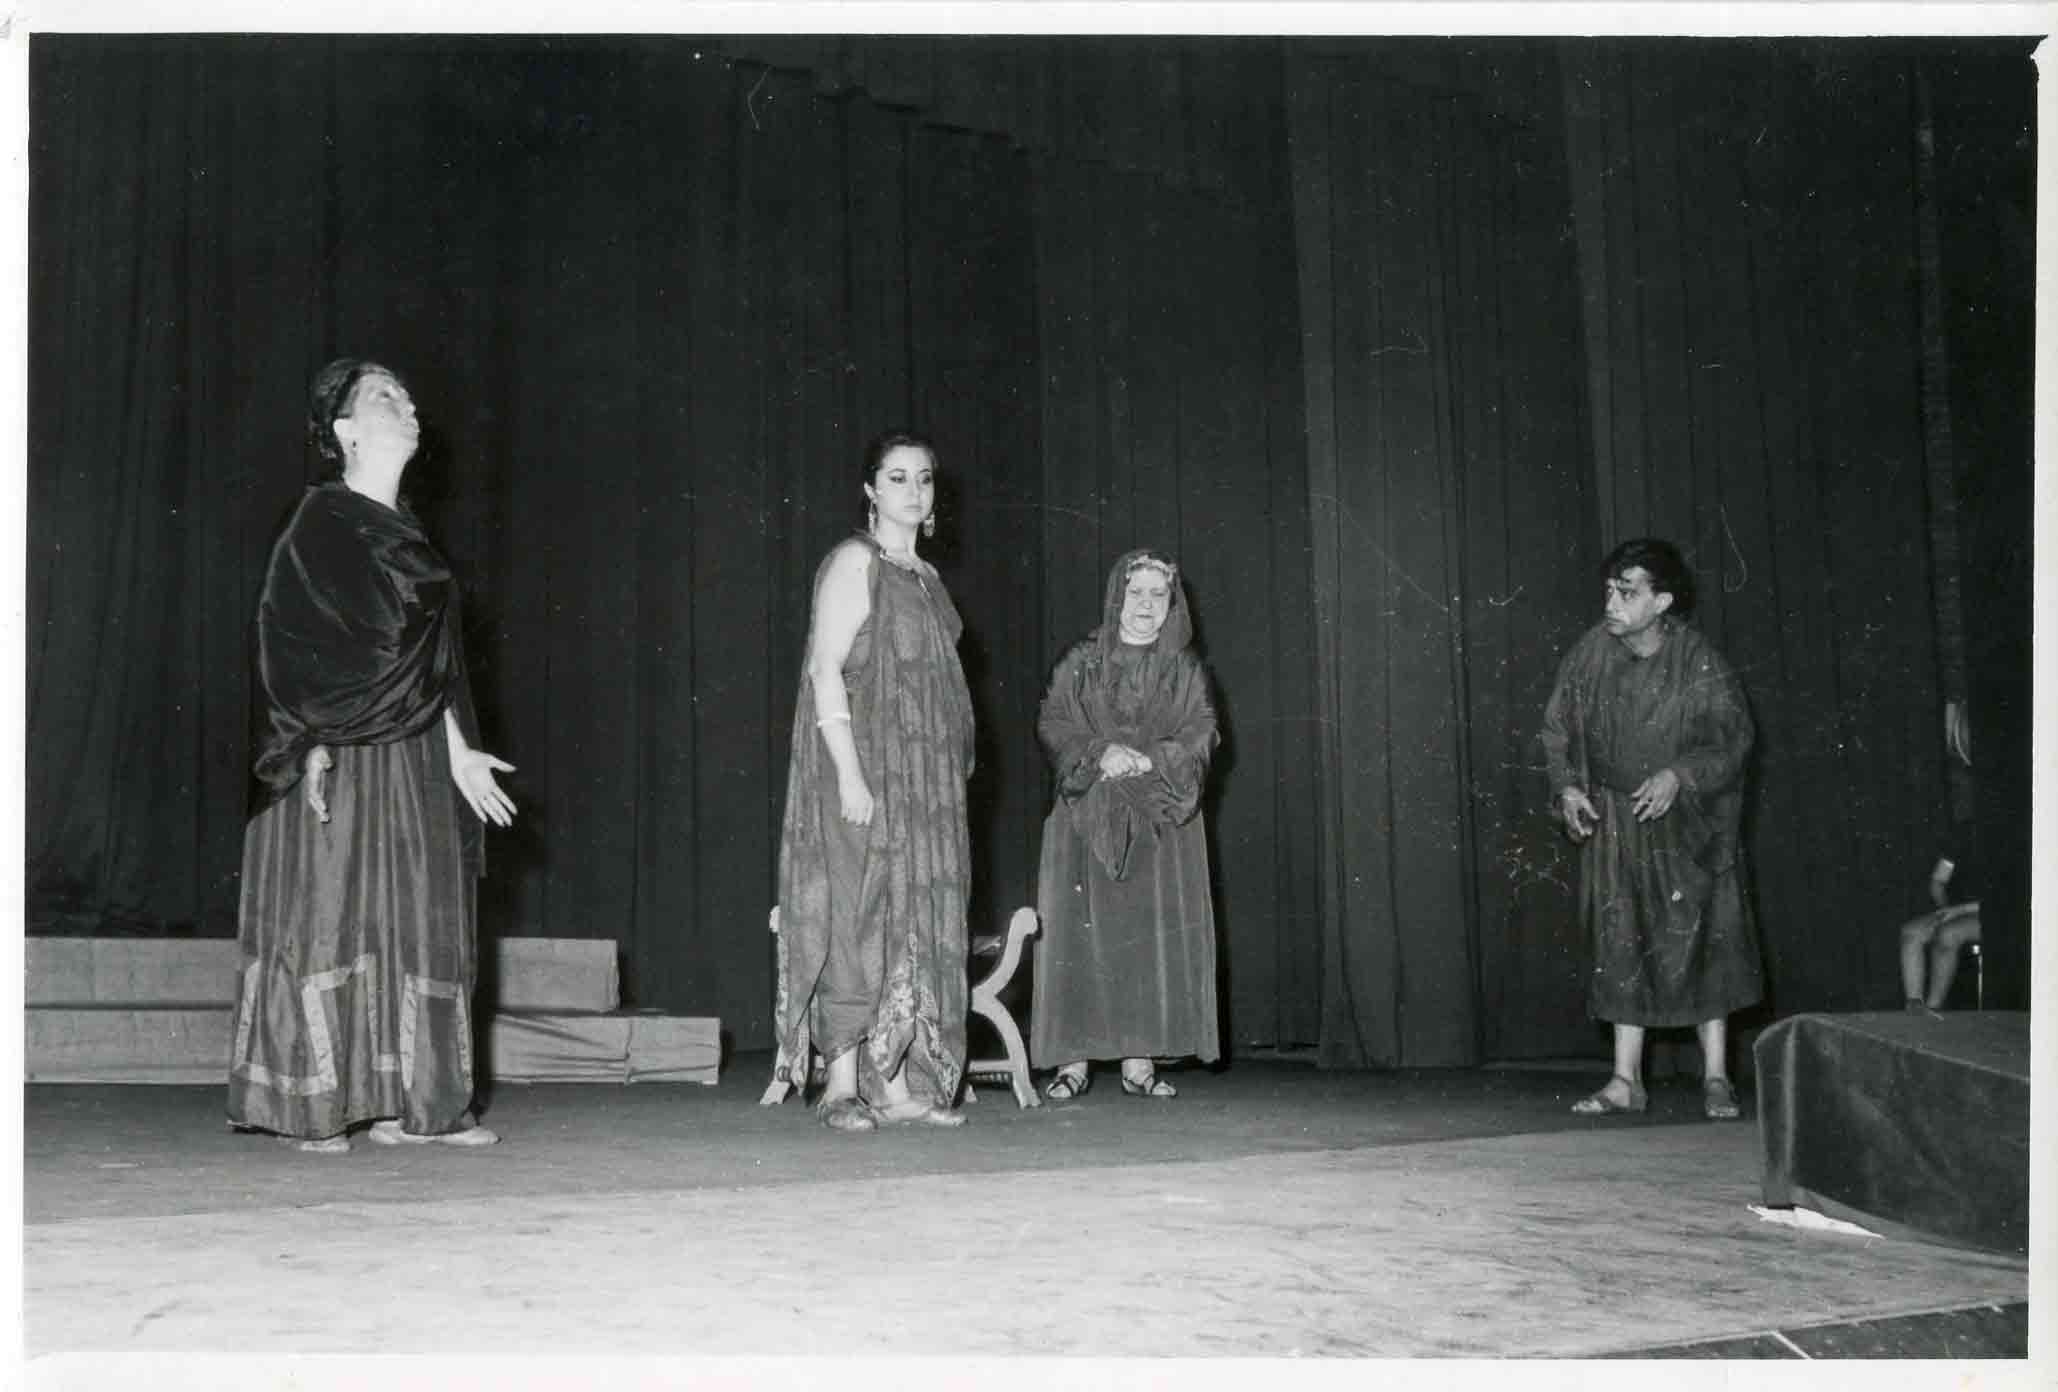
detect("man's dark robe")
[1540,617,1762,1026]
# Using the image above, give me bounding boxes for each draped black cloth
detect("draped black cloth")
[252,481,478,802]
[227,481,485,1139]
[1030,551,1221,1068]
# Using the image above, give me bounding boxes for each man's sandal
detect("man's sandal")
[1570,1074,1648,1115]
[1119,1072,1177,1099]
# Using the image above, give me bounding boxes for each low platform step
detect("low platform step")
[26,1005,720,1087]
[489,938,620,1012]
[26,939,240,1008]
[491,1011,720,1085]
[27,1005,233,1084]
[28,936,622,1012]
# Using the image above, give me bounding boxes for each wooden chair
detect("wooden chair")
[759,904,1042,1108]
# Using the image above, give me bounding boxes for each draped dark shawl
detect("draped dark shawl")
[1039,550,1217,881]
[251,482,477,805]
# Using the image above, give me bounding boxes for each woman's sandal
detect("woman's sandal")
[815,1095,877,1134]
[284,1134,351,1154]
[1702,1077,1743,1121]
[1570,1074,1648,1115]
[1044,1069,1092,1102]
[1119,1072,1177,1099]
[368,1116,500,1148]
[875,1099,968,1128]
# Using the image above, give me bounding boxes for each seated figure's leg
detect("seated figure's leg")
[1925,910,1983,1009]
[1901,913,1940,1006]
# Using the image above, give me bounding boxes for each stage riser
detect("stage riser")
[28,937,621,1011]
[1757,1011,2029,1253]
[27,1007,718,1086]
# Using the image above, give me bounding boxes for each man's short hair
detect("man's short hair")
[1601,537,1696,617]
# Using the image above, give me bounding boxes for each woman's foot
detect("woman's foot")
[368,1116,501,1147]
[1570,1074,1647,1115]
[1044,1066,1091,1102]
[283,1134,351,1154]
[874,1098,968,1128]
[1702,1076,1742,1121]
[815,1095,877,1134]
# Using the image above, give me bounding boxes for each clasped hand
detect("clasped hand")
[1099,743,1153,780]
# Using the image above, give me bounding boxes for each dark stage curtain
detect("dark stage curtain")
[1559,40,2035,1026]
[28,36,1318,1052]
[1918,48,2035,1010]
[30,40,337,939]
[1288,48,1599,1067]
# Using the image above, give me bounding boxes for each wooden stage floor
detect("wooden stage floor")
[18,1057,2033,1383]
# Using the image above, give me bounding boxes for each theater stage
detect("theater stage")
[20,1058,2030,1379]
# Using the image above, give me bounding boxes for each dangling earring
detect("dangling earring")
[922,514,936,538]
[867,500,878,534]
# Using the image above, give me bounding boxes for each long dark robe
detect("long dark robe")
[1030,551,1221,1067]
[1539,617,1762,1027]
[767,536,975,1108]
[226,482,483,1138]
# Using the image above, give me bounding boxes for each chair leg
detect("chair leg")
[967,907,1042,1108]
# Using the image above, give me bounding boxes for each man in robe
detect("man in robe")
[1540,538,1761,1120]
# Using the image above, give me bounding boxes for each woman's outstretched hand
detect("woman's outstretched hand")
[453,747,518,827]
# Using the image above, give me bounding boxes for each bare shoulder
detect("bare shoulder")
[819,537,876,584]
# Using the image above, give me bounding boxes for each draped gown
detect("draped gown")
[767,536,975,1108]
[227,481,484,1139]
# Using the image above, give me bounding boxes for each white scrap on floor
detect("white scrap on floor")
[1749,1204,1881,1238]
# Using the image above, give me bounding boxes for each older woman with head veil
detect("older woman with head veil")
[763,431,976,1132]
[227,358,516,1153]
[1032,548,1221,1100]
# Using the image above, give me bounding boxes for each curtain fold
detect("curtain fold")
[1289,50,1596,1067]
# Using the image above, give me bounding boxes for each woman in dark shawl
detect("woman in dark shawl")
[1031,549,1220,1100]
[762,432,975,1133]
[227,359,516,1153]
